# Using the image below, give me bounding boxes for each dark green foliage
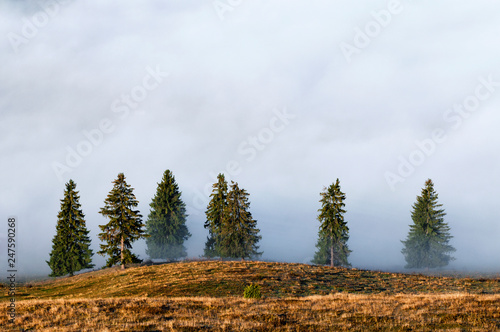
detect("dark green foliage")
[312,233,330,266]
[203,235,218,259]
[145,170,191,260]
[98,173,148,269]
[314,179,351,267]
[47,180,94,277]
[204,175,262,259]
[243,284,262,299]
[402,179,456,269]
[312,231,351,267]
[203,174,228,258]
[218,181,262,259]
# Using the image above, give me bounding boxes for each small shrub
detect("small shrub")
[244,284,262,299]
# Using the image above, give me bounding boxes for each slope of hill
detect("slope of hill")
[2,261,500,331]
[2,260,500,301]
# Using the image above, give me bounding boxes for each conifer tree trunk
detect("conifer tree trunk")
[330,236,334,267]
[121,236,125,270]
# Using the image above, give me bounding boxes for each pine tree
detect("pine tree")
[314,179,351,267]
[203,173,228,258]
[218,181,262,259]
[145,170,191,260]
[47,180,94,277]
[98,173,148,269]
[401,179,455,269]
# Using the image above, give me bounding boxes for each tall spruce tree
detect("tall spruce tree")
[47,180,94,277]
[314,179,350,267]
[203,173,228,258]
[218,181,262,259]
[98,173,147,269]
[401,179,455,269]
[145,170,191,260]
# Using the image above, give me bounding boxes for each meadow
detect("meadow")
[2,260,500,331]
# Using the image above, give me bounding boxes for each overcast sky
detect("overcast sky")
[1,0,500,277]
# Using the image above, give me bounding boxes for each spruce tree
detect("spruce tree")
[401,179,455,269]
[145,170,191,260]
[204,173,228,258]
[218,181,262,259]
[314,179,351,267]
[98,173,147,269]
[47,180,94,277]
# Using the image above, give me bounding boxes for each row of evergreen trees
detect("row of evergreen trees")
[46,171,263,277]
[47,171,456,277]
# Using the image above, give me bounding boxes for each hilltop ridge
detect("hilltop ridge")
[3,260,500,301]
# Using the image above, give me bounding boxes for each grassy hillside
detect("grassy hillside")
[2,261,500,331]
[2,260,500,301]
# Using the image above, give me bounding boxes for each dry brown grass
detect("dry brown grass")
[3,260,499,301]
[2,293,500,331]
[2,261,499,331]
